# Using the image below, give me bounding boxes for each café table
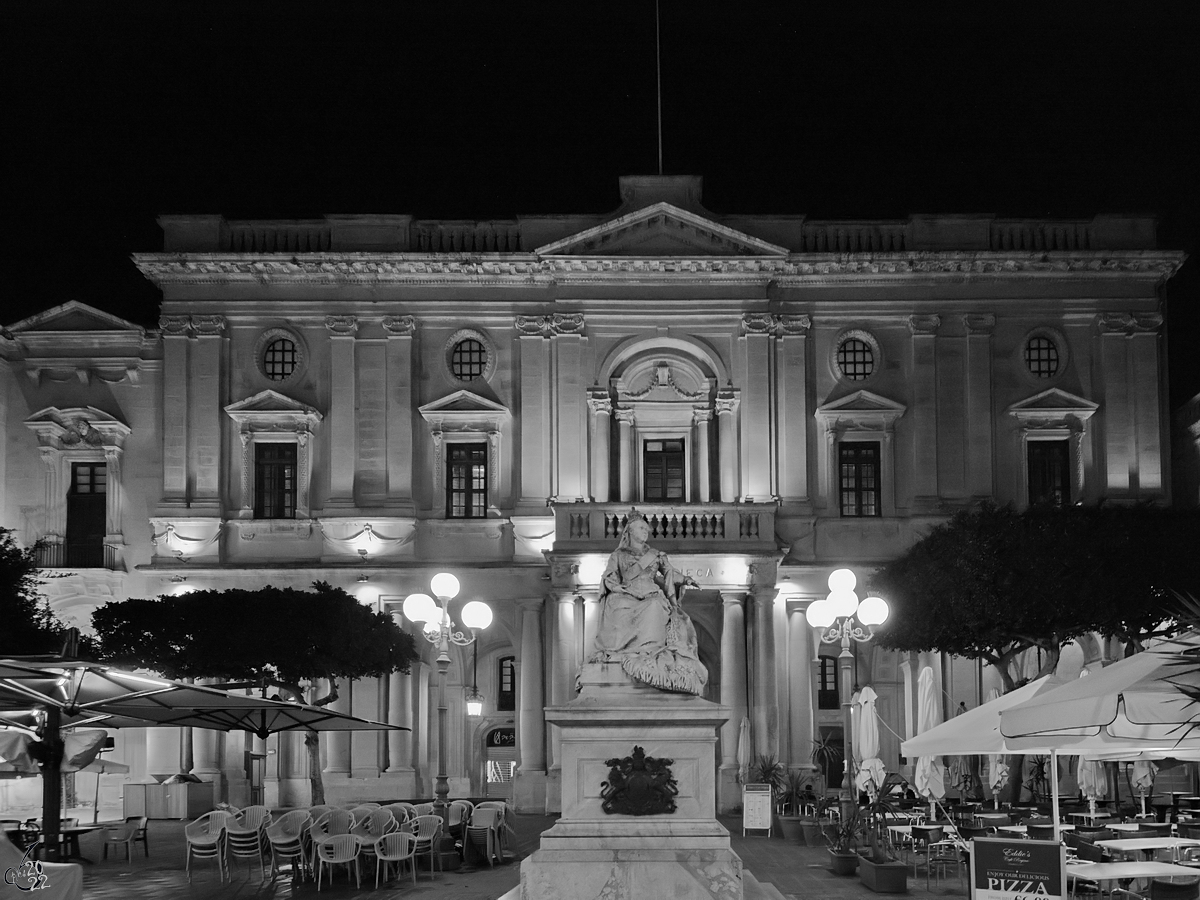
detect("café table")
[1066,859,1200,890]
[1069,810,1116,825]
[1094,837,1200,862]
[1109,823,1145,833]
[997,824,1076,836]
[54,824,103,863]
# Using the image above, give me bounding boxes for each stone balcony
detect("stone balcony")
[550,501,780,555]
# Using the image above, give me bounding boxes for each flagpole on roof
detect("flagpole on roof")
[655,0,663,175]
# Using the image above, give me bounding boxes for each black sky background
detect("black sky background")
[5,3,1199,405]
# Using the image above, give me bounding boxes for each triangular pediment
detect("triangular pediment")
[1008,388,1098,423]
[534,202,788,257]
[7,301,143,334]
[225,390,318,416]
[815,390,906,432]
[419,391,511,432]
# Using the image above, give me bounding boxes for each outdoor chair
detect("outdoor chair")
[926,838,966,890]
[413,802,435,817]
[1075,840,1111,863]
[473,801,511,857]
[384,802,415,825]
[185,810,235,882]
[315,833,361,891]
[225,805,272,880]
[1141,823,1175,837]
[1028,824,1059,841]
[266,810,311,882]
[406,814,443,876]
[448,799,474,837]
[373,831,417,889]
[348,804,380,822]
[124,816,149,857]
[307,805,334,821]
[464,807,501,867]
[101,820,139,861]
[911,824,944,878]
[350,808,395,843]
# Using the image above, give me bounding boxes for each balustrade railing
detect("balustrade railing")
[553,502,775,549]
[411,221,522,253]
[990,220,1093,252]
[226,221,332,252]
[34,541,117,570]
[801,222,909,253]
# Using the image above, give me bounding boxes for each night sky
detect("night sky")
[6,4,1198,404]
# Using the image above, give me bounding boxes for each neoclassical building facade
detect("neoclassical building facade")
[0,176,1185,813]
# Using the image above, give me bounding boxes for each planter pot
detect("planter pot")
[858,855,909,893]
[801,820,824,847]
[777,815,805,843]
[828,849,859,875]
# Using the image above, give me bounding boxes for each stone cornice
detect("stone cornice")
[131,250,1186,286]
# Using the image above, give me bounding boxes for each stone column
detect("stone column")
[693,408,712,503]
[159,316,190,506]
[717,591,748,812]
[350,677,381,778]
[326,316,358,507]
[384,316,416,511]
[615,408,636,502]
[716,389,740,502]
[324,678,351,775]
[587,389,612,502]
[414,665,431,795]
[550,592,576,771]
[750,589,780,761]
[517,599,546,773]
[517,326,551,513]
[787,606,815,772]
[39,448,64,540]
[146,727,180,781]
[190,316,225,512]
[909,315,941,510]
[740,316,773,500]
[776,315,811,502]
[386,613,415,775]
[964,315,995,499]
[555,331,587,501]
[1131,314,1164,496]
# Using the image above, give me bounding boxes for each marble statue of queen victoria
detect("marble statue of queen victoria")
[588,512,709,696]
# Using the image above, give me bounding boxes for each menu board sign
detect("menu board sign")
[742,784,773,835]
[970,838,1066,900]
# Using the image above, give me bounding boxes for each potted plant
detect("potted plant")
[776,770,809,843]
[856,794,908,893]
[823,803,861,875]
[811,734,843,800]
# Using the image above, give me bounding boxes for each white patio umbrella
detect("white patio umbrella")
[985,688,1010,808]
[914,667,945,816]
[736,716,751,784]
[1077,757,1107,815]
[81,755,130,823]
[1131,760,1158,818]
[855,686,885,799]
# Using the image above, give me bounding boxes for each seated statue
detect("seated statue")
[589,512,708,695]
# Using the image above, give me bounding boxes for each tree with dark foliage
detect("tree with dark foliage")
[871,503,1200,691]
[0,527,74,656]
[91,581,421,803]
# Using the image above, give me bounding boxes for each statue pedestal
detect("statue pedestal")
[515,662,742,900]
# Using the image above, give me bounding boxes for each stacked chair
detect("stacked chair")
[373,831,418,889]
[184,810,237,882]
[315,834,362,891]
[225,805,272,880]
[406,814,444,877]
[464,807,502,867]
[265,810,311,882]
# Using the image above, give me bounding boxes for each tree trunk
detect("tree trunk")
[306,731,324,806]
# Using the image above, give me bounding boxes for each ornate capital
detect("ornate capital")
[159,315,192,336]
[715,388,740,416]
[963,314,996,335]
[741,313,775,335]
[326,315,359,336]
[587,389,613,416]
[614,407,636,426]
[382,315,415,336]
[692,407,713,426]
[1131,313,1163,334]
[908,315,941,336]
[1097,312,1134,334]
[778,314,812,336]
[515,313,586,338]
[191,315,226,336]
[740,313,811,337]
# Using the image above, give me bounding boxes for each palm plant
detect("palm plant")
[748,754,789,813]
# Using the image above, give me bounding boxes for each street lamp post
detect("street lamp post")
[403,572,492,821]
[805,568,889,824]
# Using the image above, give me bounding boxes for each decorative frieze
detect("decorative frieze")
[133,251,1187,285]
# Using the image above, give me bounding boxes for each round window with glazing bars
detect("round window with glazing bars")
[1024,336,1060,378]
[262,338,298,381]
[451,338,487,381]
[836,337,875,381]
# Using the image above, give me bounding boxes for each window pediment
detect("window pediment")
[534,202,788,258]
[25,406,132,451]
[419,390,511,432]
[225,390,323,434]
[815,390,907,433]
[1007,388,1098,429]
